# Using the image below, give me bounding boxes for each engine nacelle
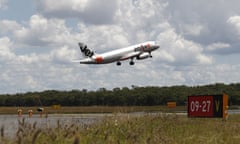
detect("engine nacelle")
[137,53,150,60]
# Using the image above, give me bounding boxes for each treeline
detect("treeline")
[0,83,240,106]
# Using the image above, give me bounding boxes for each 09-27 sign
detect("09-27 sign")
[188,94,228,118]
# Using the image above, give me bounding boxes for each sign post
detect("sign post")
[188,94,228,120]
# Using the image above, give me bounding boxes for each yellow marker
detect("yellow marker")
[28,109,33,118]
[17,109,22,117]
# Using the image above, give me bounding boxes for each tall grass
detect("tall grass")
[82,114,240,144]
[1,114,240,144]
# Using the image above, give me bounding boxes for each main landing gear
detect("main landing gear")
[116,61,121,66]
[149,52,153,58]
[116,60,135,66]
[130,58,135,65]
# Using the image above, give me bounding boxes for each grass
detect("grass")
[1,113,240,144]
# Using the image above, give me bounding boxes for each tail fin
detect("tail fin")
[79,43,95,58]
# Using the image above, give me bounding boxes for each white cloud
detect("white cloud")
[76,23,129,50]
[50,45,77,64]
[114,0,167,40]
[180,24,203,36]
[185,64,240,85]
[0,37,46,92]
[0,37,15,61]
[14,15,74,47]
[156,28,212,65]
[196,55,212,65]
[36,0,118,24]
[227,15,240,35]
[38,0,88,13]
[157,50,175,63]
[0,20,21,34]
[206,42,231,52]
[166,1,240,54]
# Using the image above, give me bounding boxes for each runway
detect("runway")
[0,114,105,138]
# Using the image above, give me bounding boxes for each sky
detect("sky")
[1,0,240,94]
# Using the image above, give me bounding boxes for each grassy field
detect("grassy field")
[1,112,240,144]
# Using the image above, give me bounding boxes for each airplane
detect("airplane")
[74,41,159,66]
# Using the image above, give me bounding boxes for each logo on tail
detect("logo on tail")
[79,43,94,57]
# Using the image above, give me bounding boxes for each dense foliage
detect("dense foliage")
[0,83,240,106]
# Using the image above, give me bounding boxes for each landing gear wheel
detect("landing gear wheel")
[116,61,121,66]
[149,52,152,58]
[130,61,135,65]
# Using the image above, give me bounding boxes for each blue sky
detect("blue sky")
[0,0,35,21]
[1,0,240,94]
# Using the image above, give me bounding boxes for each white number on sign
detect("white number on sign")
[190,100,211,112]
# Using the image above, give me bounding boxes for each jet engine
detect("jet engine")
[137,53,150,60]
